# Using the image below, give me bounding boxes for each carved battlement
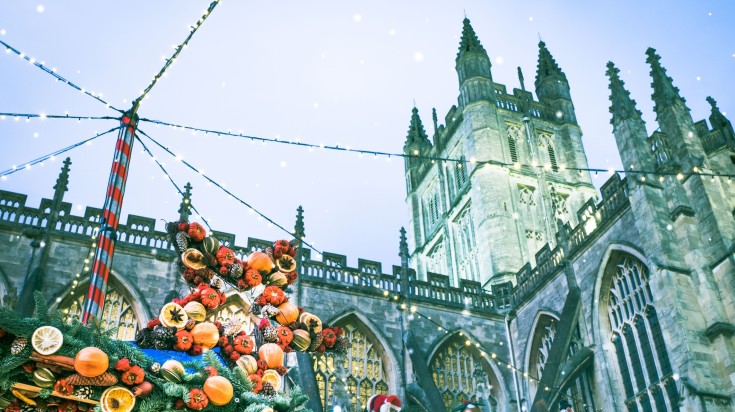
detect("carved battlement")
[0,171,627,314]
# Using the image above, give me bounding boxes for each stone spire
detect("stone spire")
[178,182,193,222]
[646,48,686,113]
[456,18,487,60]
[534,41,575,123]
[294,205,305,240]
[52,157,72,207]
[535,41,567,88]
[454,18,494,102]
[606,62,643,125]
[707,97,731,130]
[404,107,431,148]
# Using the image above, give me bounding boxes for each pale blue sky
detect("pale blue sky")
[1,1,733,269]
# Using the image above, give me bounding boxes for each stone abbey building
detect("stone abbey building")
[2,18,735,412]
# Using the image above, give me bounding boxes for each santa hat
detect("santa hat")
[379,395,402,411]
[367,395,387,412]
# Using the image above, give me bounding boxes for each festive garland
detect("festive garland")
[0,219,351,412]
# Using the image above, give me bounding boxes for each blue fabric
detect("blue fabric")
[132,343,227,372]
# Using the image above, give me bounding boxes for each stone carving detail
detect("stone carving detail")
[518,185,536,206]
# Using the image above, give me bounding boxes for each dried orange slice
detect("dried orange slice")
[100,386,135,412]
[31,326,63,355]
[159,302,188,330]
[261,369,282,391]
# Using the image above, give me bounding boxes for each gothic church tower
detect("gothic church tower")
[404,18,597,287]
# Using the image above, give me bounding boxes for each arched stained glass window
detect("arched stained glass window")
[605,255,679,411]
[312,318,390,411]
[430,334,502,411]
[60,285,139,341]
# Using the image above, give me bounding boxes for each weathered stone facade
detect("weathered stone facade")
[1,17,734,412]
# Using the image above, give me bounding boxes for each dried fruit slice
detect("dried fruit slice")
[275,255,296,273]
[159,302,188,330]
[31,326,63,355]
[261,369,282,392]
[100,386,136,412]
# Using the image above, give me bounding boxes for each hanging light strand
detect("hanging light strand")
[137,128,322,253]
[134,134,212,231]
[138,117,735,180]
[0,126,121,178]
[0,112,117,121]
[0,39,123,113]
[131,0,222,112]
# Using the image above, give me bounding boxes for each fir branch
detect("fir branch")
[162,381,191,402]
[139,391,176,412]
[33,291,51,324]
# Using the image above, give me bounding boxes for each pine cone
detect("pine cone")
[260,304,279,319]
[175,231,190,251]
[203,253,217,267]
[249,304,263,315]
[229,263,244,278]
[260,381,276,397]
[262,326,278,343]
[75,386,94,399]
[308,332,324,352]
[65,372,118,386]
[136,329,154,348]
[11,336,28,355]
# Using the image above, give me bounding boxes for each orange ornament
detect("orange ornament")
[248,251,273,273]
[74,347,109,378]
[203,376,234,406]
[191,322,220,349]
[258,343,284,369]
[274,301,299,325]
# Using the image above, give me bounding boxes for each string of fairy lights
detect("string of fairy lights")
[0,39,123,113]
[136,128,324,253]
[5,111,735,185]
[0,112,117,122]
[0,3,697,407]
[0,126,121,179]
[134,134,213,232]
[137,116,735,181]
[130,0,221,112]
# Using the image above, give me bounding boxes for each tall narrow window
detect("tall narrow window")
[509,136,518,163]
[312,318,390,411]
[605,255,679,411]
[453,206,479,282]
[548,145,558,172]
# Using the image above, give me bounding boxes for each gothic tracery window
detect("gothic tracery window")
[518,185,536,206]
[430,335,501,411]
[312,319,389,411]
[605,255,679,411]
[60,284,139,341]
[453,206,479,282]
[427,239,447,275]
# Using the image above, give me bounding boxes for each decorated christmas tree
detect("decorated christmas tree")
[0,217,350,412]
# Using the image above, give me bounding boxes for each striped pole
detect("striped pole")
[81,112,138,324]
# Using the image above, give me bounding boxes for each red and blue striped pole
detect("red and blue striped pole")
[81,112,138,325]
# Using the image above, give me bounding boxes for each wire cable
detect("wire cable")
[134,134,212,231]
[0,126,121,178]
[0,39,123,113]
[137,128,322,253]
[0,112,117,121]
